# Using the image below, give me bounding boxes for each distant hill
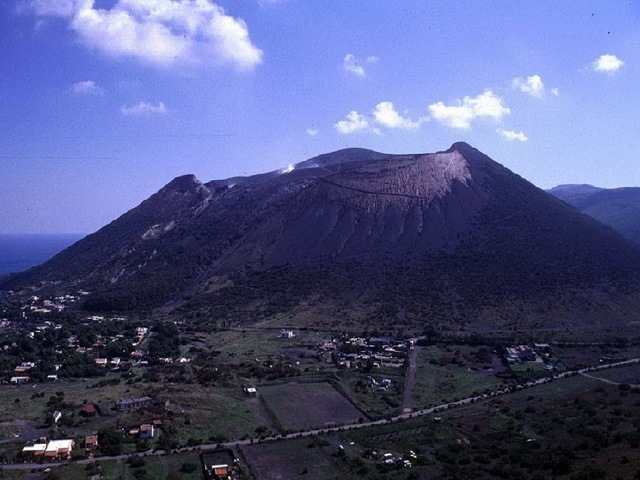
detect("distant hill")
[548,184,640,244]
[3,143,640,339]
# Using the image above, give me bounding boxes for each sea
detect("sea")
[0,233,85,275]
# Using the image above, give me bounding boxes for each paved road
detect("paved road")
[5,357,640,470]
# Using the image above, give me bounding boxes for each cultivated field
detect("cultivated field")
[258,382,364,431]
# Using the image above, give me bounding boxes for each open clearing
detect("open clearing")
[258,382,363,431]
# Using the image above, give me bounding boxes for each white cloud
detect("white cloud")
[335,111,372,134]
[343,53,378,77]
[591,54,625,73]
[306,127,319,136]
[25,0,262,70]
[71,80,104,96]
[428,90,510,129]
[512,75,545,98]
[551,87,559,97]
[372,101,423,130]
[121,101,167,116]
[497,128,527,142]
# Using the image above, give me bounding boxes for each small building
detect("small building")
[81,403,97,417]
[95,358,108,367]
[279,329,296,339]
[203,450,235,479]
[22,439,75,460]
[10,376,30,384]
[14,365,33,373]
[22,443,47,457]
[139,424,154,439]
[52,411,62,424]
[208,464,229,479]
[534,343,551,353]
[116,396,153,412]
[504,345,536,364]
[85,435,99,449]
[47,374,58,381]
[44,439,74,459]
[243,386,257,397]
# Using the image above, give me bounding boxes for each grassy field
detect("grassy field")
[241,436,344,479]
[0,376,260,454]
[258,382,364,431]
[0,375,152,443]
[157,385,261,443]
[553,344,640,370]
[585,363,640,385]
[194,328,327,364]
[412,346,504,408]
[2,452,204,479]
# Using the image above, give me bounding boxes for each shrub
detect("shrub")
[181,462,197,473]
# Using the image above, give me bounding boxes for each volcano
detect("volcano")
[4,143,640,338]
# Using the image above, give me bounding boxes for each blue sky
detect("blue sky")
[1,0,639,234]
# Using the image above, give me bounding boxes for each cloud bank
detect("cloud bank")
[428,90,510,129]
[25,0,263,70]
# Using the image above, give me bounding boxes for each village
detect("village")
[1,293,638,479]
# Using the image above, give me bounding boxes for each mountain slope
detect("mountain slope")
[3,144,640,338]
[548,184,640,244]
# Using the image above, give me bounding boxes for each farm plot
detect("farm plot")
[258,382,363,431]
